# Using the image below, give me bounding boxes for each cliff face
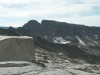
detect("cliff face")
[21,20,100,58]
[0,36,35,61]
[16,20,100,46]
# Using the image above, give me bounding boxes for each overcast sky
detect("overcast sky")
[0,0,100,27]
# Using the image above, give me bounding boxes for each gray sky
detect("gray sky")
[0,0,100,27]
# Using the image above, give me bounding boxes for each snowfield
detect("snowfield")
[53,37,70,44]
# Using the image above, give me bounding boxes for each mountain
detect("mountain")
[0,20,100,63]
[0,28,19,36]
[17,20,100,45]
[0,26,9,29]
[34,35,100,63]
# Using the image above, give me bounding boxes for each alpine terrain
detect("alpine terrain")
[0,20,100,75]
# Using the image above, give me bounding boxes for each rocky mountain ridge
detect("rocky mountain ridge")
[0,20,100,63]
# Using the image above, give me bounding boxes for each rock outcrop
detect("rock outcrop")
[0,36,35,61]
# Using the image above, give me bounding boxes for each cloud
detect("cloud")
[82,0,100,6]
[0,1,93,18]
[60,15,100,27]
[0,0,100,27]
[0,0,33,5]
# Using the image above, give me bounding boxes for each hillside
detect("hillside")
[0,20,100,63]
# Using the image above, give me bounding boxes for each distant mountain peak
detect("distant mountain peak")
[23,20,40,27]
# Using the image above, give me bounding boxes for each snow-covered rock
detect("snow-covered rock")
[53,37,70,44]
[76,36,85,45]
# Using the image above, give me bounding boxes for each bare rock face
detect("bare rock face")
[0,37,35,61]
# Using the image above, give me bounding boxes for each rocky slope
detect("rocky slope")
[34,36,100,64]
[0,46,100,75]
[0,20,100,63]
[17,20,100,51]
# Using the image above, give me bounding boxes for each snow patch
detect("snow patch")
[76,36,85,45]
[53,37,70,44]
[95,35,98,39]
[44,36,48,39]
[58,53,63,55]
[93,41,98,45]
[66,36,72,39]
[65,60,70,63]
[90,44,95,46]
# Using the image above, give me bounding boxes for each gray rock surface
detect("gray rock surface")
[0,37,35,61]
